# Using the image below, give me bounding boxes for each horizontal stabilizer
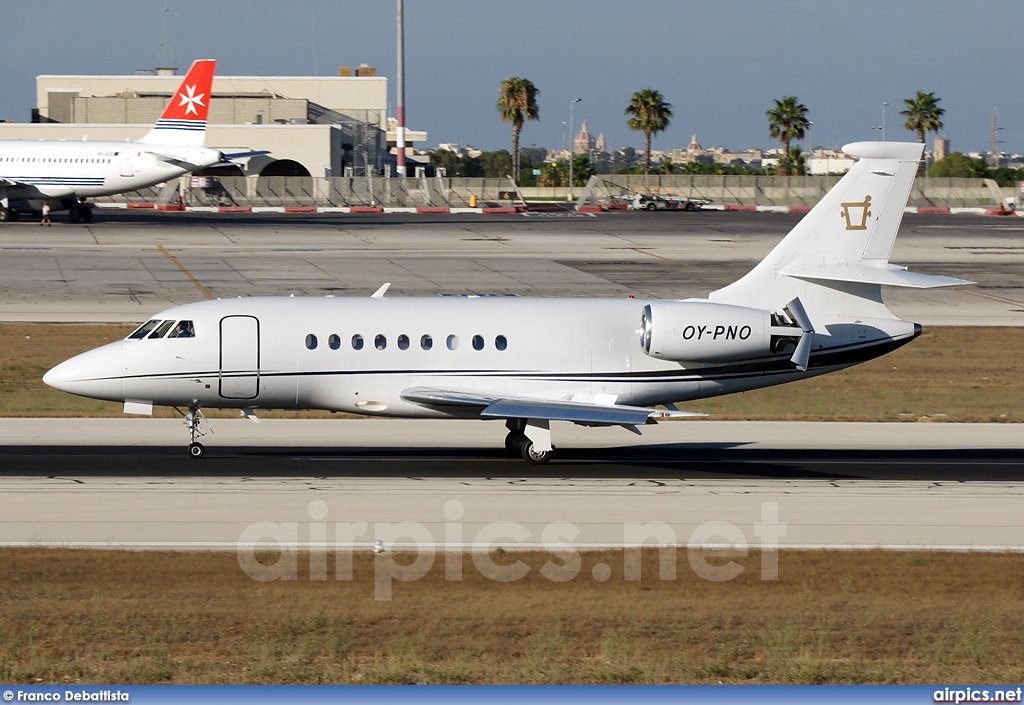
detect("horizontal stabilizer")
[401,387,703,426]
[221,150,271,160]
[783,264,974,289]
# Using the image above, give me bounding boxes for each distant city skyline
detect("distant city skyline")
[2,1,1020,155]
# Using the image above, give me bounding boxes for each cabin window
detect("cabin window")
[168,320,195,339]
[127,320,161,339]
[420,334,433,350]
[328,334,341,350]
[149,320,176,339]
[447,334,459,351]
[495,335,508,351]
[352,334,364,350]
[397,334,410,350]
[472,335,484,351]
[305,334,318,350]
[374,334,387,350]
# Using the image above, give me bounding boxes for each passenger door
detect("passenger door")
[220,316,259,399]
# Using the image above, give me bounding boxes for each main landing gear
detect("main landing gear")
[0,207,19,222]
[504,419,553,464]
[182,405,210,459]
[67,204,93,224]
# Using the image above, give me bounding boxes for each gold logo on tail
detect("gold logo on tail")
[840,195,872,230]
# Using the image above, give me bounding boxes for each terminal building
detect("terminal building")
[0,66,427,179]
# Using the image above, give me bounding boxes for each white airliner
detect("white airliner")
[0,59,223,223]
[43,141,971,462]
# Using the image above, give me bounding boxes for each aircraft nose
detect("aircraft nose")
[44,341,124,401]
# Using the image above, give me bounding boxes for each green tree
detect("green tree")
[928,153,989,179]
[478,149,514,179]
[497,77,540,185]
[539,161,568,187]
[766,96,810,177]
[571,153,592,186]
[901,91,944,173]
[625,88,673,175]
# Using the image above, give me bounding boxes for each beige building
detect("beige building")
[1,70,427,177]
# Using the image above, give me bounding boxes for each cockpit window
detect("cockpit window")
[128,320,161,339]
[168,320,195,339]
[149,320,176,339]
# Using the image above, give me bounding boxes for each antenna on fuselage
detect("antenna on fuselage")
[371,283,391,298]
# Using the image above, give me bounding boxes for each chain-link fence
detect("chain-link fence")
[576,174,1006,209]
[91,176,527,209]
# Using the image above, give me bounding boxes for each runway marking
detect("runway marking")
[630,247,673,261]
[156,244,214,300]
[0,541,1020,552]
[960,290,1024,308]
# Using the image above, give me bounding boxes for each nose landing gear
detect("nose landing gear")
[182,405,210,458]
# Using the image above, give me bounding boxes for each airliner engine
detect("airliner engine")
[639,302,773,363]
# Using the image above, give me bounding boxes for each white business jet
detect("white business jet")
[0,59,223,223]
[44,141,971,462]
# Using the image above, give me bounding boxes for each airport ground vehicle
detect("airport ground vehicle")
[628,193,709,211]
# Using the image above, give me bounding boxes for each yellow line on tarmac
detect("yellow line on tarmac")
[157,244,215,300]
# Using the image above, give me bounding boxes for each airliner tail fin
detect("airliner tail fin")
[136,59,215,147]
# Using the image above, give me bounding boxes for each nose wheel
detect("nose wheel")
[182,405,210,459]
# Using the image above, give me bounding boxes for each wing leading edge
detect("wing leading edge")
[400,386,702,427]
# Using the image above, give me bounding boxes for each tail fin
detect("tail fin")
[136,59,216,147]
[709,141,970,317]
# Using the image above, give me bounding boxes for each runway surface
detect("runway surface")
[1,420,1021,551]
[0,211,1020,325]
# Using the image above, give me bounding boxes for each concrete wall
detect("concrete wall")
[37,75,388,128]
[72,97,310,125]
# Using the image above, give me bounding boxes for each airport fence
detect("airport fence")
[92,176,527,209]
[91,174,1008,211]
[575,174,1007,210]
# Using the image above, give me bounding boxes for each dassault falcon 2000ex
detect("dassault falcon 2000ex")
[0,59,229,223]
[44,141,972,462]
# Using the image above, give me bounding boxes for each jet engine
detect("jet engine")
[639,302,770,362]
[639,299,814,366]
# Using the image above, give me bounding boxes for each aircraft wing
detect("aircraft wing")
[400,386,702,427]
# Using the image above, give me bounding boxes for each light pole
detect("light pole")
[568,98,581,201]
[882,102,888,141]
[807,121,813,159]
[561,121,567,157]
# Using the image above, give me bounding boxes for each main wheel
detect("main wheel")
[0,207,10,223]
[645,201,657,211]
[505,431,527,456]
[68,206,81,224]
[80,207,93,223]
[188,442,205,459]
[520,439,551,464]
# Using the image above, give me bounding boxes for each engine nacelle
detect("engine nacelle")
[640,302,771,362]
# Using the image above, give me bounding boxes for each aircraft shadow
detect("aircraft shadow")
[1,445,1022,481]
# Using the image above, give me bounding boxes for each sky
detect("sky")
[2,1,1021,156]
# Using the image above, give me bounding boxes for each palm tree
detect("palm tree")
[625,88,673,175]
[497,77,539,185]
[901,91,944,173]
[766,96,810,176]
